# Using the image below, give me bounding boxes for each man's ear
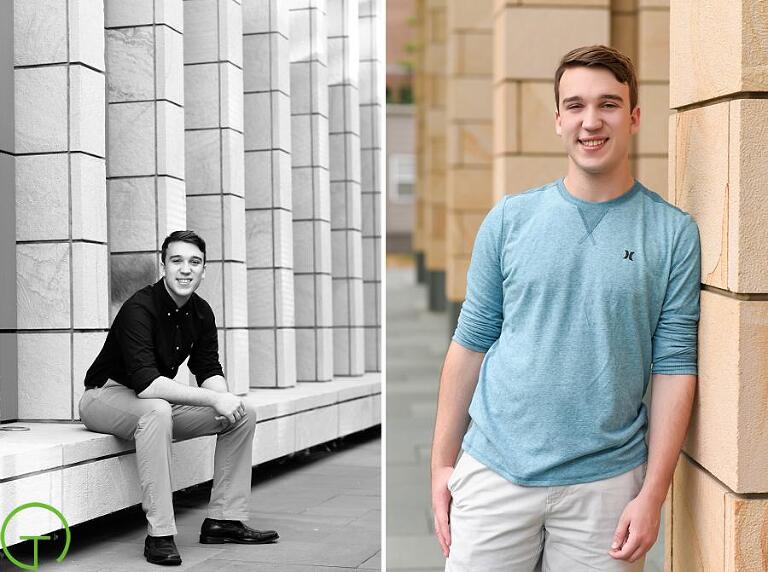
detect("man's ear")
[555,108,562,136]
[630,105,641,135]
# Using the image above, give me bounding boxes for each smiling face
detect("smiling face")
[555,66,640,178]
[161,241,205,307]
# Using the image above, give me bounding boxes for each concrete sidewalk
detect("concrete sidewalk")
[1,429,380,572]
[385,263,664,571]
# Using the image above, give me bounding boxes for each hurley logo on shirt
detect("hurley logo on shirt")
[623,250,635,261]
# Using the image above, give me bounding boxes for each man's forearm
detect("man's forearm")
[138,376,221,407]
[430,341,485,471]
[638,373,696,506]
[200,375,229,393]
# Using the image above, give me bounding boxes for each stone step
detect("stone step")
[0,374,381,546]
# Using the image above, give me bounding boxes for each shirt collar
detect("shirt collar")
[152,279,206,320]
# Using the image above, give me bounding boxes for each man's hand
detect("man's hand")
[608,493,662,563]
[431,465,455,558]
[213,392,246,426]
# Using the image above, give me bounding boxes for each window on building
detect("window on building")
[388,153,415,204]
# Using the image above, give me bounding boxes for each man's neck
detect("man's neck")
[163,280,191,308]
[563,163,635,203]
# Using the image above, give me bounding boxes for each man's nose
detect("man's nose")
[180,262,191,273]
[582,107,602,130]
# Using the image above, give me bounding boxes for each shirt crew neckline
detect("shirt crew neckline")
[556,177,641,208]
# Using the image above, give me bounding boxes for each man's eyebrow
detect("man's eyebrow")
[562,94,625,104]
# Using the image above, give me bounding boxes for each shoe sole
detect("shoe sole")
[199,534,279,545]
[144,548,182,566]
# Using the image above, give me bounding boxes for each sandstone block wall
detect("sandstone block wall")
[667,1,768,566]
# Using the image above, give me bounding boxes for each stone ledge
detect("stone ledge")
[0,373,380,545]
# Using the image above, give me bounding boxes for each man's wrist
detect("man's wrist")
[636,483,668,508]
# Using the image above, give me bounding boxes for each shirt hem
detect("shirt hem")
[462,445,648,487]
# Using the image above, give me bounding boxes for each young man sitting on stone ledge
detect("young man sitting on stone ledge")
[80,230,278,566]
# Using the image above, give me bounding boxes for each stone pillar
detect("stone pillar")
[183,0,249,393]
[634,0,669,198]
[328,0,364,376]
[0,0,108,421]
[667,1,768,568]
[105,0,186,317]
[445,0,493,326]
[492,1,609,201]
[424,0,448,312]
[413,0,428,284]
[289,0,334,382]
[359,0,383,372]
[242,0,297,388]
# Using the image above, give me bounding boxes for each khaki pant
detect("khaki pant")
[79,380,257,536]
[446,453,647,572]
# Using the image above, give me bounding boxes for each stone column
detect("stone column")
[667,1,768,568]
[359,0,383,372]
[423,0,447,312]
[183,0,249,393]
[445,0,493,331]
[242,0,297,388]
[492,1,609,202]
[328,0,364,376]
[634,0,669,198]
[413,0,428,284]
[290,0,334,382]
[0,0,108,421]
[105,0,186,317]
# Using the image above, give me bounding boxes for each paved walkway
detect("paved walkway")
[1,429,380,572]
[385,263,664,571]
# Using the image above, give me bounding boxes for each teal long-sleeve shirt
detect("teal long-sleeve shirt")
[453,179,701,486]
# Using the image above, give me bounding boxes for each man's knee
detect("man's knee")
[138,399,173,426]
[242,401,258,426]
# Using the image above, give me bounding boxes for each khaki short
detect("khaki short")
[445,452,647,572]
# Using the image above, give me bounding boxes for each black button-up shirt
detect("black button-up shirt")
[84,279,224,394]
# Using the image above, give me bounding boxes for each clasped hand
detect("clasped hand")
[213,392,247,426]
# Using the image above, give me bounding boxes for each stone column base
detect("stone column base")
[415,251,427,284]
[428,270,447,312]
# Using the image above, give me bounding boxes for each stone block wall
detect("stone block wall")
[0,0,383,422]
[1,0,109,422]
[184,0,250,393]
[423,0,448,307]
[493,0,610,202]
[359,0,383,372]
[665,1,768,566]
[328,0,365,376]
[243,0,297,388]
[445,0,493,305]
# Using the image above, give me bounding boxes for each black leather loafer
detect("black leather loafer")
[199,518,279,544]
[144,535,182,566]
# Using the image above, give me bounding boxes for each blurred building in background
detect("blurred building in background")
[407,0,768,569]
[0,0,382,546]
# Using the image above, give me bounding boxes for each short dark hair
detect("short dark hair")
[161,230,206,264]
[554,45,638,112]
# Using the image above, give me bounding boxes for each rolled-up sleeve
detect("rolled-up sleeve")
[652,216,701,375]
[188,307,224,385]
[116,303,163,394]
[452,197,507,353]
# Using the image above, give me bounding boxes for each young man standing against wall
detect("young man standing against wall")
[431,46,701,570]
[81,230,278,566]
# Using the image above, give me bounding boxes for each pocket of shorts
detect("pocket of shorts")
[447,455,466,493]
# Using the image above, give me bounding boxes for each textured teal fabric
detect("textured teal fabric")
[453,179,701,486]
